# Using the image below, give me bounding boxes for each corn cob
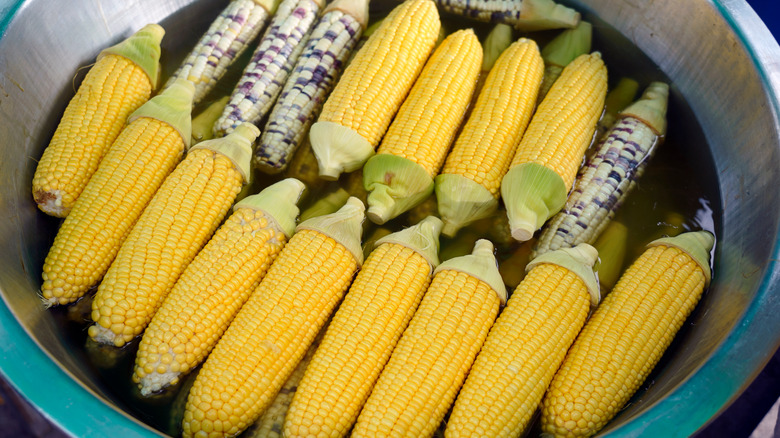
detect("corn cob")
[537,20,592,104]
[352,239,506,438]
[592,221,628,293]
[284,216,443,438]
[165,0,280,104]
[255,0,369,174]
[133,178,306,395]
[244,328,326,438]
[446,244,599,437]
[309,0,441,180]
[88,123,258,347]
[214,0,325,137]
[182,197,364,438]
[541,231,714,437]
[533,82,668,256]
[434,0,579,31]
[501,52,608,242]
[191,96,230,144]
[40,80,195,307]
[363,30,482,225]
[435,38,544,237]
[32,24,163,217]
[595,77,640,142]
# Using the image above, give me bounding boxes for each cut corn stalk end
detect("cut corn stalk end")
[296,196,366,265]
[482,23,514,72]
[435,239,507,303]
[619,81,670,135]
[364,154,434,225]
[190,122,260,184]
[100,23,165,88]
[128,78,195,149]
[515,0,580,31]
[434,173,499,238]
[234,178,306,237]
[527,243,601,306]
[191,96,230,145]
[501,163,568,242]
[375,215,443,268]
[310,121,375,180]
[324,0,370,29]
[648,230,715,285]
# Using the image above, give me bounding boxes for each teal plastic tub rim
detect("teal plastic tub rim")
[0,0,779,437]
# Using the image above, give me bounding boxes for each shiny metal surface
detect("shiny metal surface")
[0,0,779,437]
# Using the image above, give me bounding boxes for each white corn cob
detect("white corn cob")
[255,0,369,173]
[533,82,669,257]
[165,0,279,104]
[434,0,579,31]
[214,0,325,137]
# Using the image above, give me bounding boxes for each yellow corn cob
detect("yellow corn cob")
[362,29,482,225]
[541,231,715,437]
[446,244,599,438]
[133,178,306,395]
[32,24,163,217]
[164,0,279,104]
[352,239,506,438]
[309,0,441,180]
[435,38,544,237]
[284,216,443,438]
[244,328,327,438]
[537,20,592,104]
[501,52,607,242]
[182,197,364,438]
[88,123,258,347]
[40,80,195,307]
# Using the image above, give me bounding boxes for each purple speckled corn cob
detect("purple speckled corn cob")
[214,0,324,137]
[254,0,367,173]
[165,0,278,104]
[434,0,580,31]
[533,82,670,257]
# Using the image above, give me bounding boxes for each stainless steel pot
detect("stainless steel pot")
[0,0,778,436]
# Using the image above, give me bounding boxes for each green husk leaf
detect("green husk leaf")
[233,178,306,237]
[482,24,514,72]
[434,173,498,237]
[253,0,282,14]
[299,187,350,222]
[435,239,507,304]
[541,20,592,68]
[192,96,230,145]
[501,162,568,242]
[375,216,443,268]
[310,121,375,180]
[190,122,259,184]
[364,154,434,225]
[99,23,164,89]
[128,78,194,149]
[515,0,580,31]
[647,230,714,286]
[619,81,670,135]
[296,196,366,266]
[592,221,629,293]
[527,243,600,306]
